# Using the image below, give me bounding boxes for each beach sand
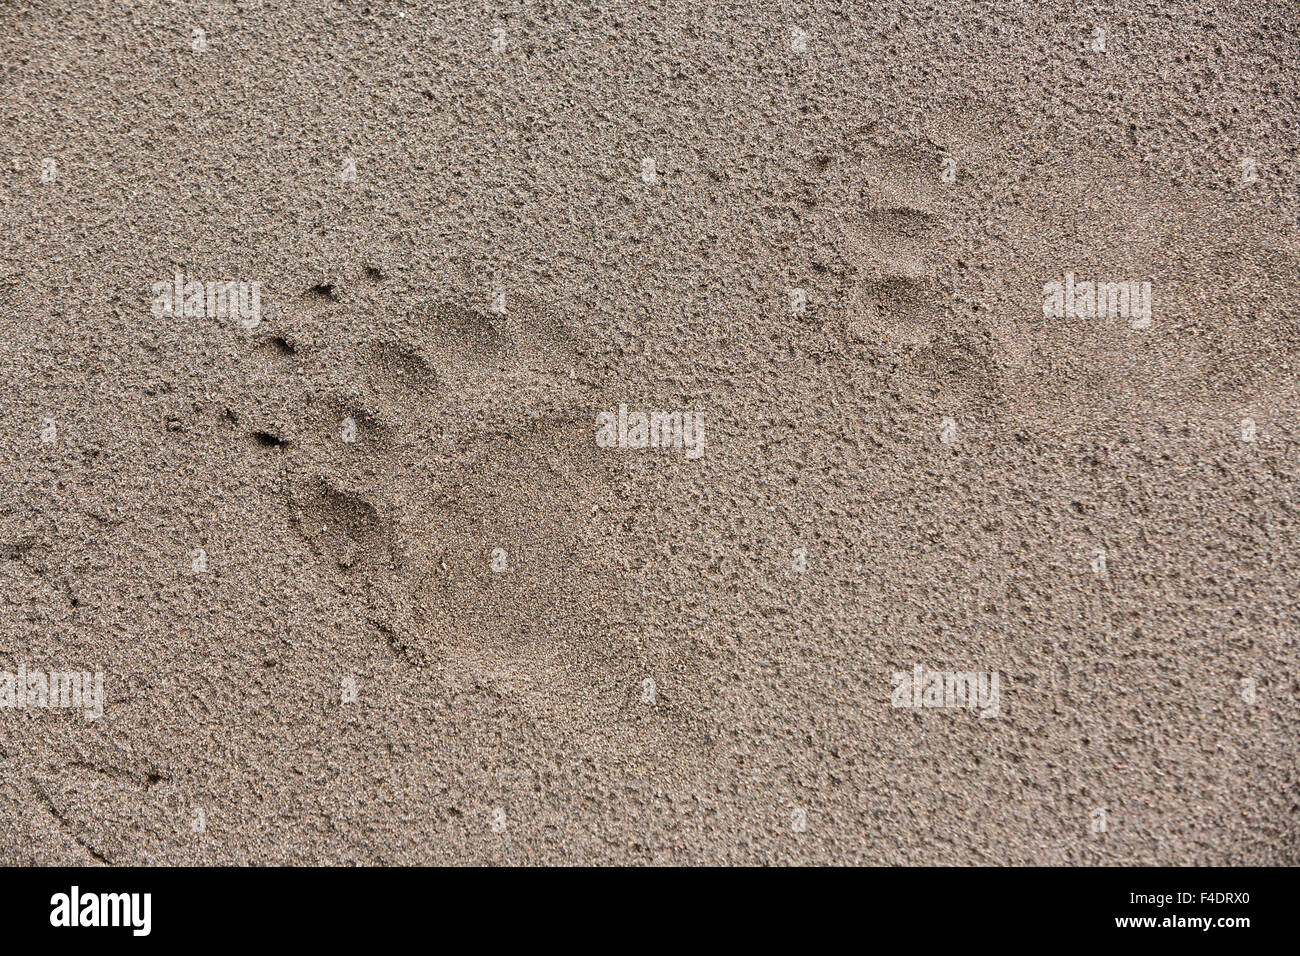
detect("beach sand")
[0,1,1296,864]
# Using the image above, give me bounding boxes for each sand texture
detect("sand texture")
[0,2,1297,864]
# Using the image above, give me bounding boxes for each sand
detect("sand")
[0,1,1296,865]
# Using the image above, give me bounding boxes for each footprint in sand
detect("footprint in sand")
[254,274,627,669]
[833,131,997,407]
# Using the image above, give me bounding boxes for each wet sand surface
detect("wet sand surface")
[0,2,1297,864]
